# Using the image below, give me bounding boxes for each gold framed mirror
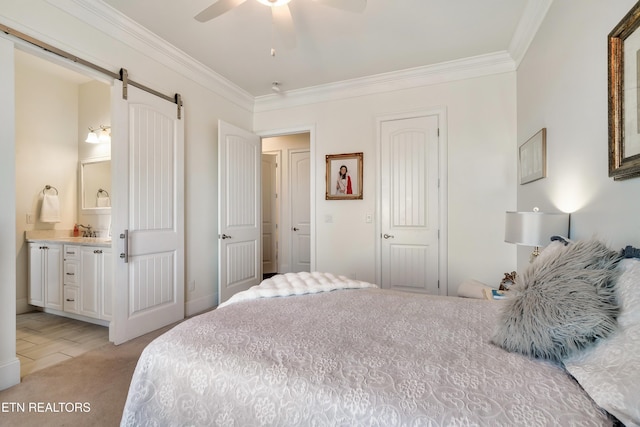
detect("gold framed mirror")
[609,2,640,180]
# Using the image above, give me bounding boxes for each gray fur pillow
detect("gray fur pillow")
[491,239,621,361]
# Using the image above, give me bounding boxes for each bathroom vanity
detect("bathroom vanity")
[27,234,112,326]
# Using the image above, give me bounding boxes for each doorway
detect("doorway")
[11,47,113,379]
[261,133,311,276]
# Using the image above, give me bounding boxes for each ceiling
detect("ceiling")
[100,0,530,97]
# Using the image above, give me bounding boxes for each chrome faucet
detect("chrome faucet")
[77,224,96,237]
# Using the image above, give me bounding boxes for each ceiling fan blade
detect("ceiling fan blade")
[312,0,366,13]
[272,4,297,49]
[194,0,248,22]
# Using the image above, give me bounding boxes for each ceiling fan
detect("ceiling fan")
[194,0,367,49]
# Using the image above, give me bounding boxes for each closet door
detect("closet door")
[380,115,440,295]
[111,81,184,345]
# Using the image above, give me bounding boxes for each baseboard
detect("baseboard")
[16,298,30,315]
[185,293,216,317]
[0,357,21,391]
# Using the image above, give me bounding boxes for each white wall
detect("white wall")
[516,0,640,269]
[254,72,518,292]
[77,80,112,236]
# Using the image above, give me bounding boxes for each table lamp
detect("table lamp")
[505,208,570,261]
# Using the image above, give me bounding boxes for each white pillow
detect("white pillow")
[563,257,640,427]
[456,279,492,299]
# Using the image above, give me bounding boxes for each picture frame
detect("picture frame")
[519,128,546,185]
[325,152,363,200]
[609,2,640,180]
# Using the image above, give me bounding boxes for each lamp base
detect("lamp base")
[529,246,541,263]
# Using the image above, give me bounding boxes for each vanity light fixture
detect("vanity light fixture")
[85,125,111,144]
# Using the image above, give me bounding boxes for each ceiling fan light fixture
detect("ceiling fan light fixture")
[255,0,292,7]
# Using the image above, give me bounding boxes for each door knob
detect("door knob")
[383,233,395,239]
[220,234,232,239]
[292,227,299,231]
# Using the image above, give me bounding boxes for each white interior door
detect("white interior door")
[218,120,261,304]
[380,115,440,294]
[262,153,278,275]
[111,81,185,345]
[290,150,310,272]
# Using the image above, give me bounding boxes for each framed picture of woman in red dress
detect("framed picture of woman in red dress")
[325,152,363,200]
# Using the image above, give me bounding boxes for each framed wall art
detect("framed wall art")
[325,152,363,200]
[609,1,640,180]
[519,128,546,185]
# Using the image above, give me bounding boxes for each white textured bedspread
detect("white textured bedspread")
[121,288,613,426]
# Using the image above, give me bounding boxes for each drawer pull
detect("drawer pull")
[66,298,75,302]
[66,272,75,276]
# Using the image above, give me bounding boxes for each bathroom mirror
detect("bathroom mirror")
[80,157,111,214]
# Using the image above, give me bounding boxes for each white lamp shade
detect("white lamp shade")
[505,211,569,247]
[85,131,100,144]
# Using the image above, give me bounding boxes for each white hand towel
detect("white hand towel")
[40,194,61,223]
[96,196,111,207]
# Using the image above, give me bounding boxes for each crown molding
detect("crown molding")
[45,0,550,114]
[47,0,255,112]
[509,0,554,68]
[254,0,552,112]
[254,51,516,112]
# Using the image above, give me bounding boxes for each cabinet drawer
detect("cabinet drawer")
[64,261,80,285]
[63,286,79,314]
[64,245,80,260]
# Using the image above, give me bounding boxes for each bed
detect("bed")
[120,241,640,426]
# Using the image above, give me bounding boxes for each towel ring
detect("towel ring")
[43,185,58,195]
[97,188,110,198]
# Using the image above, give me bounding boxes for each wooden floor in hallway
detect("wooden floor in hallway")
[16,311,109,378]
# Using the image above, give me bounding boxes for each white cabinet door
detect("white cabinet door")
[29,243,64,309]
[28,244,44,307]
[80,246,100,318]
[101,249,113,320]
[44,244,63,310]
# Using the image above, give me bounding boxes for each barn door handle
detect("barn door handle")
[119,229,129,263]
[383,233,395,239]
[220,234,232,239]
[292,227,299,231]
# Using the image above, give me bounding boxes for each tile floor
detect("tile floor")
[16,311,109,378]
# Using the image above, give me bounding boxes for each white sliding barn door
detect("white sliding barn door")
[218,120,261,304]
[111,81,184,344]
[380,115,440,294]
